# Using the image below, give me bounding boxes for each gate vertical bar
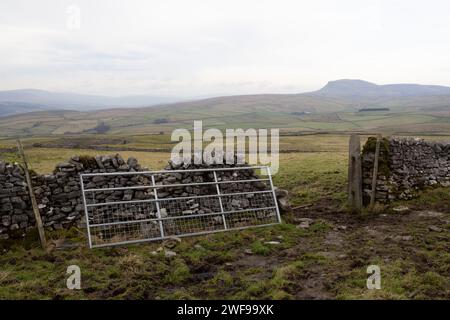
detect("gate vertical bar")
[267,167,282,223]
[213,170,227,229]
[80,174,93,249]
[151,174,165,238]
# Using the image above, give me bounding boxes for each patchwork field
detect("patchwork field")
[1,108,450,136]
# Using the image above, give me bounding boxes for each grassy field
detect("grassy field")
[1,133,449,299]
[1,107,450,136]
[0,134,353,206]
[1,133,449,205]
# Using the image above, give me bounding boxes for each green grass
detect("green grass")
[335,259,450,300]
[1,134,450,299]
[273,152,348,206]
[393,187,450,212]
[251,241,272,255]
[1,197,449,299]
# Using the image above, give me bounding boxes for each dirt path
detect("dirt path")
[287,203,450,299]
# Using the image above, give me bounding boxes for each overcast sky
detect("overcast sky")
[1,0,450,97]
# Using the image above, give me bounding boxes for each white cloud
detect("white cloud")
[0,0,450,96]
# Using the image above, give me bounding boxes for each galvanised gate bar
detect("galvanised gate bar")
[80,166,281,248]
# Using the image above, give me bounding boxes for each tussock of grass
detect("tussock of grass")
[235,260,306,300]
[251,241,271,256]
[118,254,144,274]
[210,270,234,287]
[164,259,191,284]
[0,271,10,283]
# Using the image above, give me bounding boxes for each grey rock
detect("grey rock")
[275,188,289,198]
[12,214,28,223]
[164,250,177,258]
[297,221,311,229]
[428,225,443,232]
[264,241,281,245]
[162,237,182,249]
[2,215,11,227]
[278,197,291,212]
[127,157,138,168]
[392,205,409,213]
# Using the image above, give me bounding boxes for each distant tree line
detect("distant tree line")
[153,118,169,124]
[358,108,390,112]
[88,121,111,133]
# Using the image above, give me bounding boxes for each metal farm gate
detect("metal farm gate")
[80,166,281,248]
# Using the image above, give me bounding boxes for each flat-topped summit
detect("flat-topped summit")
[316,79,450,97]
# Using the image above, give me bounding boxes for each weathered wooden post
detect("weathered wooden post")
[369,134,382,208]
[347,134,362,213]
[17,139,47,249]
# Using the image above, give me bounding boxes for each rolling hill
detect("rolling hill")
[1,79,449,136]
[0,89,181,117]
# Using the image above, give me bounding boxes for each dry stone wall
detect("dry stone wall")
[1,154,288,240]
[362,137,450,204]
[0,154,146,240]
[0,161,30,238]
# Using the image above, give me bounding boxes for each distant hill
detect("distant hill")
[0,101,48,116]
[1,79,450,136]
[0,89,181,117]
[315,79,450,97]
[3,80,450,118]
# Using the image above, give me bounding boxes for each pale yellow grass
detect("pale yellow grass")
[2,148,170,174]
[51,120,99,135]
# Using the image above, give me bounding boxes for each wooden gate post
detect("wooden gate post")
[369,134,382,208]
[348,134,362,213]
[17,139,47,249]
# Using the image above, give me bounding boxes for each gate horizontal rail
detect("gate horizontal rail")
[80,166,281,248]
[89,206,278,227]
[84,190,274,207]
[83,178,270,192]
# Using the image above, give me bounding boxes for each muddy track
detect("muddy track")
[287,203,450,299]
